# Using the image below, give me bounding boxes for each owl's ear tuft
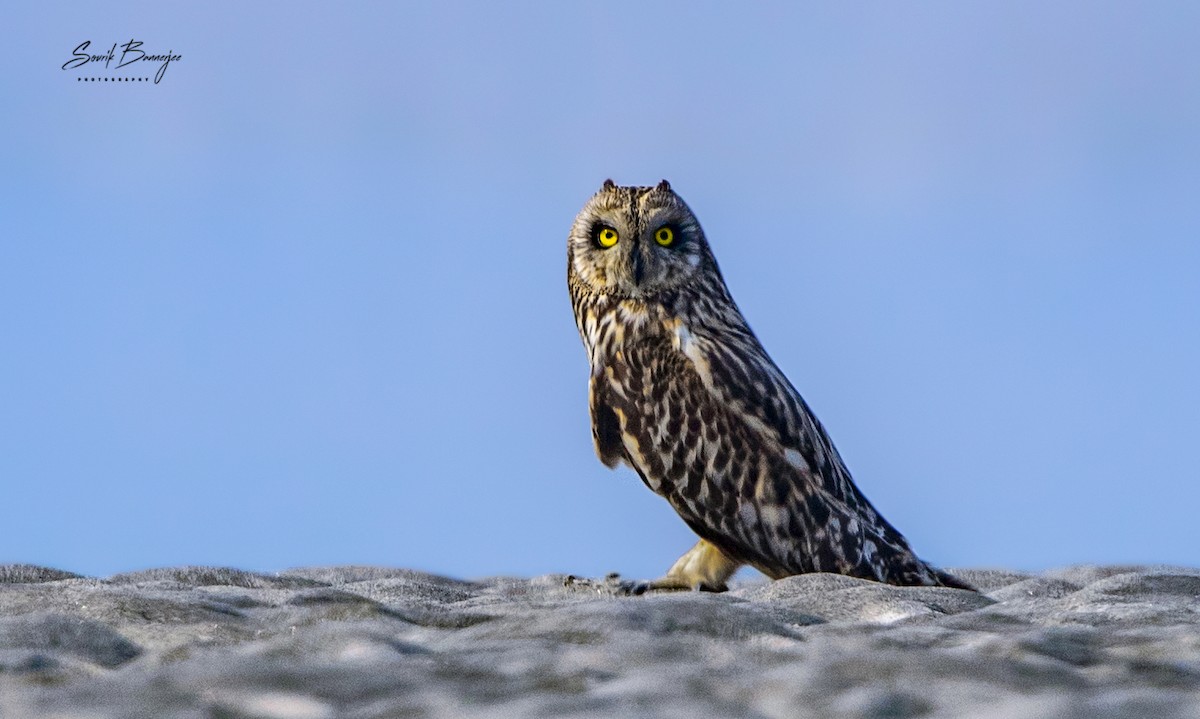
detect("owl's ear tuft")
[656,179,672,192]
[602,179,616,191]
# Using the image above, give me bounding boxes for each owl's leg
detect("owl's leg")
[641,539,742,593]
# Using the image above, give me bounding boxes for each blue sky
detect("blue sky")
[3,2,1198,580]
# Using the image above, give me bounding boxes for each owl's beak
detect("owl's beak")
[630,252,644,287]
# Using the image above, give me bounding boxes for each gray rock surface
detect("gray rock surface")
[1,565,1198,718]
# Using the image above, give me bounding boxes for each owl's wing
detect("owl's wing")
[586,314,867,504]
[672,319,950,582]
[680,320,869,509]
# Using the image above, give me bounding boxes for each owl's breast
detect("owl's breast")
[595,331,745,507]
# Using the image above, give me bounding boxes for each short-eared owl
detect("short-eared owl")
[567,180,970,592]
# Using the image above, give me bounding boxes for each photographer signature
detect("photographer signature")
[63,40,182,84]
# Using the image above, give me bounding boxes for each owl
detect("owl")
[567,179,971,592]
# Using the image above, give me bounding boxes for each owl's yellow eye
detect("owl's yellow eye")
[597,227,619,248]
[654,226,675,247]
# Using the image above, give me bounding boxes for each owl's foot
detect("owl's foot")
[649,539,742,593]
[561,540,742,595]
[631,574,728,594]
[561,573,724,595]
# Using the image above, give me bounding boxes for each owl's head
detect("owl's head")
[568,180,719,299]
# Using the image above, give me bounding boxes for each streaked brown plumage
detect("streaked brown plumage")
[567,179,970,592]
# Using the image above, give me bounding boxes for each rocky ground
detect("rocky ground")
[1,564,1199,718]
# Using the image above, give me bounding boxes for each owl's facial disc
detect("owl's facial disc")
[569,181,708,299]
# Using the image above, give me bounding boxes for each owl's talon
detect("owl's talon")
[562,572,729,595]
[636,576,727,593]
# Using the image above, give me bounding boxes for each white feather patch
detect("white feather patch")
[671,320,713,389]
[760,504,787,527]
[783,448,810,472]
